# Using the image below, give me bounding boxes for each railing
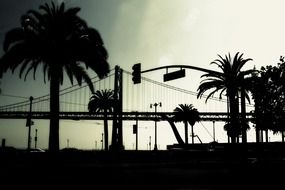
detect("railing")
[0,111,254,121]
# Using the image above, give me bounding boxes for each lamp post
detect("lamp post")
[150,102,162,151]
[133,111,139,151]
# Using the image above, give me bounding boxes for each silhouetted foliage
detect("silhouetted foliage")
[88,89,115,151]
[197,52,253,143]
[251,56,285,138]
[173,104,200,144]
[223,122,249,140]
[0,1,110,151]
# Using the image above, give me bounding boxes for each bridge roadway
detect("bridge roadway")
[0,111,254,121]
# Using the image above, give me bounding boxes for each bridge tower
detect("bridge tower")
[110,65,124,151]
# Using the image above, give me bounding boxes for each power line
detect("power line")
[0,69,116,110]
[0,93,29,99]
[199,122,213,139]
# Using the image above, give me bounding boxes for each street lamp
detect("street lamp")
[150,102,162,151]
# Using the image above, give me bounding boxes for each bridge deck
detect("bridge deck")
[0,111,254,121]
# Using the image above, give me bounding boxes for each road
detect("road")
[0,148,285,189]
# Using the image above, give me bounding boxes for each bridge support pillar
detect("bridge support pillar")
[110,66,124,151]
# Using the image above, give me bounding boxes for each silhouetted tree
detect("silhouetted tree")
[251,57,285,142]
[250,67,270,143]
[88,89,114,151]
[224,121,250,143]
[0,2,110,152]
[224,122,233,142]
[173,104,200,144]
[197,52,253,143]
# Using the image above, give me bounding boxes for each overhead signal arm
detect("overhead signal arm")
[131,64,221,84]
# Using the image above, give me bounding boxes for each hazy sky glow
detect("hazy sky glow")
[1,0,285,150]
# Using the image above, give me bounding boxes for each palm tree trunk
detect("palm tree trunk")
[265,130,269,143]
[49,70,60,152]
[254,94,260,143]
[184,122,188,144]
[256,127,260,143]
[104,111,108,151]
[229,90,238,143]
[260,130,263,143]
[240,87,247,144]
[191,124,194,144]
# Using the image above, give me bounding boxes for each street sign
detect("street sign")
[163,69,186,82]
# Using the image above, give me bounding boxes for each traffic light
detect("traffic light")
[132,63,141,84]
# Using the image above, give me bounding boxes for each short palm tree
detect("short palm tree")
[197,52,253,143]
[0,2,110,151]
[224,122,250,143]
[88,89,114,151]
[173,104,200,144]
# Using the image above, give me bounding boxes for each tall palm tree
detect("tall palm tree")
[0,2,110,151]
[197,52,253,143]
[173,104,200,144]
[88,89,114,151]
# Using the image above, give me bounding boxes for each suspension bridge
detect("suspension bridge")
[0,66,254,149]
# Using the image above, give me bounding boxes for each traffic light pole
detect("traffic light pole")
[136,113,138,151]
[131,64,221,85]
[141,65,221,75]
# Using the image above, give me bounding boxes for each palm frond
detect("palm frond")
[3,28,26,52]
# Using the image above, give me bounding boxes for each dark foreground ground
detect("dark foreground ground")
[1,143,285,190]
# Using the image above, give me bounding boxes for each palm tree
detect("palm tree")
[0,2,110,151]
[224,122,250,143]
[173,104,200,144]
[197,52,253,143]
[88,89,114,151]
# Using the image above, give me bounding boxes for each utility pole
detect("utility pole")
[101,133,104,150]
[149,136,151,151]
[34,129,38,149]
[150,102,162,151]
[213,121,216,142]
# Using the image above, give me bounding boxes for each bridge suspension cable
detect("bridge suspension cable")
[0,67,254,113]
[123,70,254,109]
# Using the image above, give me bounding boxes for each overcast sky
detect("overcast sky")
[1,0,285,149]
